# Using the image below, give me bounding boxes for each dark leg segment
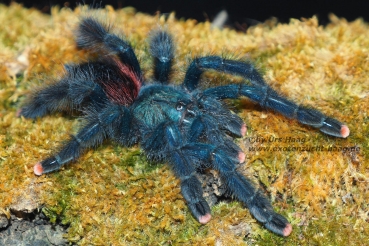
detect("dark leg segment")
[195,93,247,137]
[149,30,175,83]
[76,18,142,78]
[171,150,212,224]
[141,123,211,223]
[182,56,348,137]
[19,63,109,119]
[183,56,266,91]
[187,115,245,165]
[221,171,292,236]
[181,143,292,236]
[19,80,72,118]
[34,120,105,175]
[203,84,349,138]
[34,104,130,175]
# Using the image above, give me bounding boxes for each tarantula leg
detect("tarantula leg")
[65,63,109,108]
[76,18,142,78]
[34,104,128,175]
[19,79,71,118]
[142,123,211,223]
[34,121,105,175]
[182,143,292,236]
[149,30,175,83]
[172,153,212,224]
[195,94,247,137]
[203,85,350,138]
[226,172,292,237]
[19,63,108,119]
[221,171,292,236]
[187,115,245,164]
[106,106,137,146]
[183,56,266,91]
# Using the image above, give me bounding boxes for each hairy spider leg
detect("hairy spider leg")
[21,17,145,119]
[19,63,108,119]
[149,30,175,83]
[203,84,349,138]
[181,56,349,138]
[76,18,143,81]
[18,78,71,118]
[194,93,247,137]
[33,104,131,175]
[141,122,212,224]
[182,142,292,236]
[183,56,266,91]
[187,114,245,164]
[184,93,291,235]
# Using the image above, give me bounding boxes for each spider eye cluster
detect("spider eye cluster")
[176,102,185,111]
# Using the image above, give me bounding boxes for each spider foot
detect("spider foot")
[283,223,293,237]
[33,157,62,176]
[240,123,247,137]
[340,125,350,138]
[199,213,212,224]
[33,162,43,176]
[263,213,292,237]
[180,175,212,225]
[318,117,350,138]
[248,193,292,236]
[16,109,22,117]
[238,151,245,163]
[188,200,212,224]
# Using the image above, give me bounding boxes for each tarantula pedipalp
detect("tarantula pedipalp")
[19,17,350,237]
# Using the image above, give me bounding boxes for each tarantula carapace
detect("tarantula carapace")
[19,17,350,237]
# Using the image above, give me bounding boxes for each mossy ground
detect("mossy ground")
[1,3,368,245]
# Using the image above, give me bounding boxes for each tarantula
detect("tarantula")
[19,17,350,237]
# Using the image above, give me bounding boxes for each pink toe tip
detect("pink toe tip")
[238,152,245,163]
[240,124,247,137]
[283,223,292,237]
[340,125,350,138]
[199,213,212,224]
[34,162,43,176]
[16,109,22,117]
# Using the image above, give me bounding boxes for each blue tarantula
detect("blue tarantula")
[19,17,350,237]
